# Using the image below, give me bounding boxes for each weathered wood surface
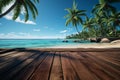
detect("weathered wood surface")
[0,48,120,80]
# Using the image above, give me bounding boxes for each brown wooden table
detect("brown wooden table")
[0,48,120,80]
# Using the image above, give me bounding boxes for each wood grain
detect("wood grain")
[0,48,120,80]
[50,52,63,80]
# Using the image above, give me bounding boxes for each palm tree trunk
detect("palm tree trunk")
[0,0,17,18]
[75,26,82,39]
[75,26,80,34]
[99,25,103,37]
[114,26,117,37]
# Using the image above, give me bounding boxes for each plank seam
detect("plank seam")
[48,52,55,80]
[27,52,49,80]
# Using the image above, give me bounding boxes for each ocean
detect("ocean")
[0,39,91,48]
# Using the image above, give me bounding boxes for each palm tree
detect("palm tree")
[64,1,86,34]
[92,0,117,16]
[0,0,39,22]
[109,11,120,36]
[109,11,120,26]
[83,16,96,37]
[92,13,105,37]
[106,0,120,3]
[92,0,120,37]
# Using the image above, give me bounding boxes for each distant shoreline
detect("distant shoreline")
[0,43,120,49]
[0,39,120,48]
[49,43,120,48]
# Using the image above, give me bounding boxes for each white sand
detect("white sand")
[50,43,120,48]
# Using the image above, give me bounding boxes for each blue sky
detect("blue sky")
[0,0,119,39]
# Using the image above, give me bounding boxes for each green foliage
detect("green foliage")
[0,0,14,13]
[66,31,89,40]
[64,1,86,34]
[66,0,120,39]
[0,0,39,22]
[13,3,22,20]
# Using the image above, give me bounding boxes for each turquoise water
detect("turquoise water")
[0,39,91,48]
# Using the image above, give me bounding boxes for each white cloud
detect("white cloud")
[0,32,19,38]
[0,33,4,36]
[15,17,36,25]
[0,32,66,39]
[2,3,36,25]
[0,32,39,39]
[72,32,78,34]
[4,13,36,25]
[60,30,68,33]
[33,29,40,32]
[21,7,26,15]
[2,1,15,14]
[4,13,13,20]
[19,32,30,36]
[8,32,15,35]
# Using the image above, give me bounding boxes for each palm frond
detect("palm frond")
[77,17,83,24]
[77,10,86,14]
[92,4,100,13]
[0,0,14,13]
[64,14,71,18]
[33,0,40,3]
[26,0,38,19]
[12,3,22,20]
[65,18,72,26]
[99,0,106,4]
[65,8,72,14]
[22,1,29,22]
[107,5,117,13]
[72,0,77,10]
[107,0,120,3]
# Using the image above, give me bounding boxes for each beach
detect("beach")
[50,42,120,48]
[1,0,120,79]
[0,39,120,80]
[0,39,120,48]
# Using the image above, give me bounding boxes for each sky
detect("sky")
[0,0,119,39]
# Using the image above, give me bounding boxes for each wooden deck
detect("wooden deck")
[0,48,120,80]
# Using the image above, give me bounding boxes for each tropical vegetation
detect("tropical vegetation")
[0,0,120,39]
[0,0,39,22]
[64,1,86,34]
[65,0,120,39]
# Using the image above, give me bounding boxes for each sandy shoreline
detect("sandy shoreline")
[49,43,120,48]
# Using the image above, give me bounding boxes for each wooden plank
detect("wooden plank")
[61,52,80,80]
[78,52,114,80]
[0,49,15,54]
[68,52,99,80]
[0,50,17,58]
[0,51,35,70]
[0,48,120,52]
[90,52,120,61]
[87,52,120,71]
[0,51,41,80]
[29,52,54,80]
[49,52,63,80]
[0,51,29,67]
[89,52,120,69]
[0,49,7,53]
[11,52,48,80]
[0,48,119,80]
[0,51,36,78]
[80,52,120,80]
[34,48,120,52]
[90,52,120,73]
